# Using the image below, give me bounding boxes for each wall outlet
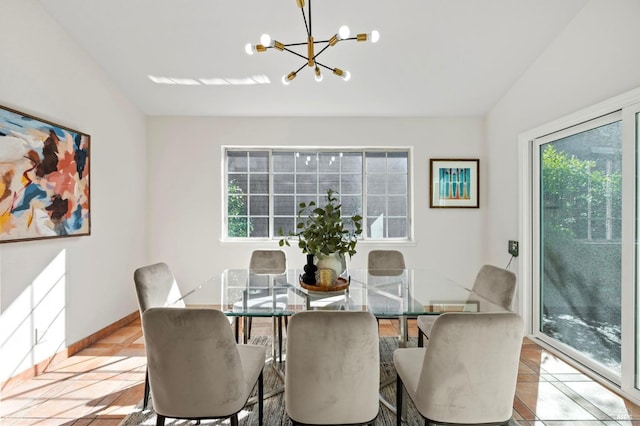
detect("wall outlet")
[508,240,519,257]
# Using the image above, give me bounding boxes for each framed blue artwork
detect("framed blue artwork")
[429,158,479,208]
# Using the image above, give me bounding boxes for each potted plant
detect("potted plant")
[279,189,362,282]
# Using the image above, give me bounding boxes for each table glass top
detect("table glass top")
[220,268,475,317]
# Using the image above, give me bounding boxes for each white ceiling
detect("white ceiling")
[37,0,588,117]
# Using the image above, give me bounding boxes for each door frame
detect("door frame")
[518,87,640,404]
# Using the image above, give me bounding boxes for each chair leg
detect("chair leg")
[396,375,403,426]
[258,370,264,425]
[278,316,283,363]
[418,329,424,347]
[155,414,165,426]
[230,413,239,426]
[143,368,150,409]
[234,317,240,343]
[247,317,253,339]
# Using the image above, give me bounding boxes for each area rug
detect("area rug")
[120,337,520,425]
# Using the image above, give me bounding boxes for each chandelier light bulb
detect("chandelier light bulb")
[370,30,380,43]
[342,70,351,81]
[260,33,272,47]
[282,71,297,85]
[314,67,323,82]
[338,25,350,40]
[245,43,255,55]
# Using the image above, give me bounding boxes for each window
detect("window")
[224,148,410,240]
[535,113,622,377]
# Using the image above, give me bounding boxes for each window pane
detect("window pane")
[228,195,247,215]
[273,152,294,172]
[388,152,408,173]
[296,174,317,194]
[228,217,248,237]
[342,153,363,171]
[249,196,268,215]
[319,174,340,193]
[341,195,362,216]
[274,195,295,215]
[318,152,340,172]
[249,152,268,172]
[296,153,317,172]
[249,217,268,237]
[274,217,295,237]
[540,120,622,375]
[366,152,386,172]
[367,175,387,194]
[249,174,269,194]
[341,174,362,194]
[228,174,247,193]
[367,214,385,239]
[227,151,248,172]
[388,196,407,216]
[367,195,386,216]
[388,174,407,194]
[388,218,407,238]
[274,174,294,194]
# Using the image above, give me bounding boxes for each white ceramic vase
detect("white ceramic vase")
[315,252,345,280]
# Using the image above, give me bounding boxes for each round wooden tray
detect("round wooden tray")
[300,276,350,292]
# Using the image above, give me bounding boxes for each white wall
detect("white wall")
[145,116,486,303]
[0,0,147,382]
[485,0,640,311]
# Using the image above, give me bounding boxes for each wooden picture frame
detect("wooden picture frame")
[429,158,479,208]
[0,104,90,243]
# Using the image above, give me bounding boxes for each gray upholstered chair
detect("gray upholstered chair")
[134,262,185,313]
[235,250,288,360]
[417,264,516,346]
[368,250,407,329]
[394,312,524,426]
[133,262,185,409]
[285,311,380,425]
[368,249,406,276]
[142,307,265,426]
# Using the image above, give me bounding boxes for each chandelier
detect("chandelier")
[244,0,379,85]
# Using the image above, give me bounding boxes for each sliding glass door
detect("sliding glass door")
[534,112,623,381]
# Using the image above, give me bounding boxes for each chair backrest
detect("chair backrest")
[368,250,406,276]
[470,264,516,311]
[142,307,247,418]
[285,311,380,424]
[133,262,185,312]
[249,250,287,274]
[416,312,523,424]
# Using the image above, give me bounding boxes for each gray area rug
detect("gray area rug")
[120,337,520,425]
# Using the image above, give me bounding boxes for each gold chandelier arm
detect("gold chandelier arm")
[247,0,376,82]
[313,61,334,72]
[307,36,314,67]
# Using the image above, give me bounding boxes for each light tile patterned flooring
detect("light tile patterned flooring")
[2,317,640,425]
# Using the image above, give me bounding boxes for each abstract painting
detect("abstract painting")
[0,105,90,243]
[429,159,479,208]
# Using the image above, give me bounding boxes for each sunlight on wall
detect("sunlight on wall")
[0,250,66,382]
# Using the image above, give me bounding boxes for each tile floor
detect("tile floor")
[2,317,640,425]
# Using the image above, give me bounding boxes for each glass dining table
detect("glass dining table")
[220,268,474,357]
[216,267,475,410]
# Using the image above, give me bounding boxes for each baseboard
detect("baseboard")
[1,311,140,391]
